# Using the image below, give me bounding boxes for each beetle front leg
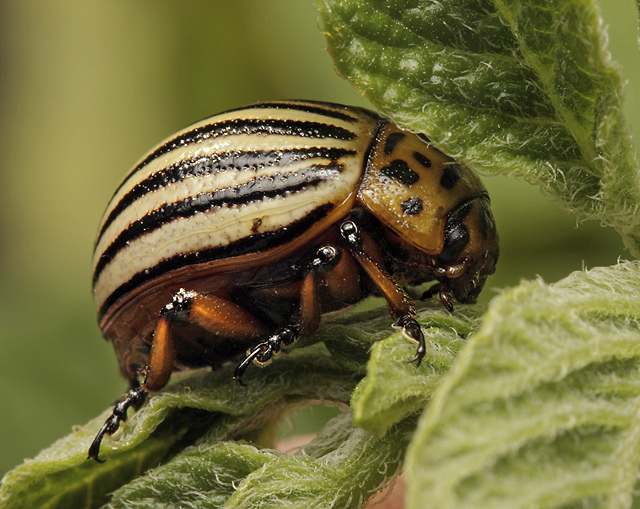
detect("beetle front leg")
[339,220,426,366]
[421,283,455,312]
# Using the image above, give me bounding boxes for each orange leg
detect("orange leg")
[322,243,362,304]
[89,289,265,462]
[233,245,340,383]
[143,290,265,391]
[339,220,426,366]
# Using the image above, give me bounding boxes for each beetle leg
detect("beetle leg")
[89,288,265,461]
[87,384,147,462]
[421,283,455,312]
[339,220,426,366]
[88,311,175,462]
[233,245,341,383]
[438,288,455,312]
[88,300,177,462]
[233,325,299,384]
[144,289,266,391]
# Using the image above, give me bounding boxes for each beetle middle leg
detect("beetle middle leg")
[339,219,426,366]
[88,289,265,461]
[233,245,343,383]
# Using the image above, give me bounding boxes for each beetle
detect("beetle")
[88,100,498,461]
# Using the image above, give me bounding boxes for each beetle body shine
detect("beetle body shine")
[89,100,498,460]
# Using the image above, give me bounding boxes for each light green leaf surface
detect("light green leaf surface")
[406,260,640,508]
[0,352,361,509]
[224,411,416,509]
[104,442,277,508]
[349,306,483,436]
[315,0,640,255]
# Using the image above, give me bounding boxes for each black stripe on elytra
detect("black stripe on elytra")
[98,204,332,319]
[240,102,360,123]
[93,163,344,286]
[95,146,357,249]
[380,159,419,186]
[413,151,432,168]
[383,132,405,154]
[440,163,463,190]
[112,118,357,199]
[287,100,384,123]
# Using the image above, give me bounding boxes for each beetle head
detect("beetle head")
[432,195,499,305]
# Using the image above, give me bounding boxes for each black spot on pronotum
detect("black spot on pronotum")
[401,197,423,215]
[384,132,405,154]
[413,152,431,168]
[440,163,463,190]
[380,159,419,186]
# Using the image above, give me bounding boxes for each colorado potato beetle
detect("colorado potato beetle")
[89,100,498,460]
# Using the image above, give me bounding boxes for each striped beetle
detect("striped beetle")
[89,100,498,460]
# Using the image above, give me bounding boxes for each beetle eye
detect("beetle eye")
[438,200,472,264]
[438,222,469,264]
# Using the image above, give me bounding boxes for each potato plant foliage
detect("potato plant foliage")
[2,1,640,508]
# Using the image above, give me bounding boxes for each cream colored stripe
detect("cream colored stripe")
[101,106,370,215]
[93,149,363,266]
[93,176,350,309]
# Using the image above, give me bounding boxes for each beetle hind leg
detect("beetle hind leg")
[89,288,266,462]
[88,300,178,462]
[88,384,147,462]
[233,325,299,384]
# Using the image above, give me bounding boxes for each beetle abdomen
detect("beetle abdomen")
[92,101,380,322]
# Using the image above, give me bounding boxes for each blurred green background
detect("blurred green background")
[0,1,637,477]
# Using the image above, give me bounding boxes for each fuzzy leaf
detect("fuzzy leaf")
[1,300,489,508]
[104,442,277,508]
[637,0,640,48]
[350,305,483,436]
[405,260,640,508]
[225,411,417,509]
[315,0,640,255]
[0,351,360,509]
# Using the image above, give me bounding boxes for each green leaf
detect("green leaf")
[350,305,483,436]
[637,0,640,48]
[225,411,417,509]
[105,442,276,508]
[405,260,640,508]
[100,410,417,508]
[0,351,361,509]
[314,0,640,255]
[1,301,489,508]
